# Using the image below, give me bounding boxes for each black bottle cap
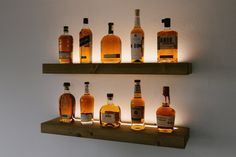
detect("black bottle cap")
[107,93,113,97]
[108,22,114,34]
[162,18,171,27]
[84,81,89,84]
[63,82,70,87]
[163,86,170,97]
[134,80,141,83]
[63,26,69,32]
[83,18,88,24]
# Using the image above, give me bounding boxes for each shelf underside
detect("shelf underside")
[41,118,189,149]
[42,63,192,75]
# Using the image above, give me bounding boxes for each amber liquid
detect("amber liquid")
[100,103,121,128]
[80,94,94,124]
[80,28,92,63]
[58,35,73,64]
[157,29,178,63]
[101,34,121,63]
[59,93,75,123]
[156,103,175,133]
[131,27,144,63]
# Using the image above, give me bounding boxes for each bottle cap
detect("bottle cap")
[135,9,140,16]
[63,82,70,87]
[84,82,89,85]
[83,18,88,24]
[134,79,141,83]
[108,22,114,34]
[163,86,170,97]
[107,93,113,97]
[63,26,69,32]
[161,18,171,27]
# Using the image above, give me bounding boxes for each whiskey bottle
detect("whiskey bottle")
[131,80,145,130]
[131,9,144,63]
[80,18,92,63]
[59,82,75,123]
[101,23,121,63]
[80,82,94,125]
[58,26,73,64]
[157,18,178,63]
[99,93,121,128]
[156,86,175,133]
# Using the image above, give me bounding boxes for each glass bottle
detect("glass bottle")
[131,80,145,130]
[80,18,92,63]
[80,82,94,125]
[101,23,121,63]
[157,18,178,63]
[58,26,73,64]
[59,82,75,123]
[131,9,144,63]
[156,86,176,133]
[99,93,121,128]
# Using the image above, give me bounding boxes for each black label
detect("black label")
[160,55,174,58]
[80,36,90,47]
[104,54,120,58]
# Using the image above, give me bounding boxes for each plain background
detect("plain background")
[0,0,236,156]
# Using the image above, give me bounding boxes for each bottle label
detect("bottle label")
[101,112,118,123]
[131,106,144,123]
[131,33,143,60]
[81,113,93,122]
[160,55,174,59]
[104,54,120,58]
[80,35,91,47]
[59,51,72,59]
[156,115,175,128]
[61,115,71,119]
[81,56,87,59]
[158,35,177,50]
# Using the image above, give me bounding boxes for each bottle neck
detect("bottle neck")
[107,97,113,105]
[134,16,140,27]
[64,88,70,93]
[83,23,89,29]
[134,84,142,98]
[64,31,69,35]
[164,26,171,30]
[108,25,114,34]
[164,95,170,104]
[84,84,89,94]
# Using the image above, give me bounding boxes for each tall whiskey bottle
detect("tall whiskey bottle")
[101,23,121,63]
[99,93,121,128]
[131,80,145,130]
[58,26,73,64]
[80,82,94,125]
[156,86,175,133]
[157,18,178,63]
[80,18,92,63]
[59,82,75,123]
[131,9,144,63]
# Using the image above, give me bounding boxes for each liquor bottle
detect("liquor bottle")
[99,93,121,128]
[59,82,75,123]
[58,26,73,64]
[80,18,92,63]
[157,18,178,63]
[80,82,94,125]
[131,9,144,63]
[156,86,175,133]
[101,23,121,63]
[131,80,145,130]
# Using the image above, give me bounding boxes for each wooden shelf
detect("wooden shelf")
[41,118,189,149]
[42,63,192,75]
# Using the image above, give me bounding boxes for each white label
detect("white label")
[131,33,143,60]
[81,113,93,122]
[101,113,115,123]
[156,115,175,128]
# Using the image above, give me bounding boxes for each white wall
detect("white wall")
[0,0,235,156]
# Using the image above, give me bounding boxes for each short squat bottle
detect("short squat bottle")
[59,82,75,123]
[157,18,178,63]
[80,82,94,125]
[156,86,176,133]
[99,93,121,128]
[131,80,145,130]
[101,23,121,63]
[80,18,92,63]
[58,26,73,64]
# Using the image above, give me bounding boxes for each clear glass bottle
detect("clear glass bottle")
[80,82,94,125]
[101,23,121,63]
[59,82,75,123]
[131,9,144,63]
[99,93,121,128]
[80,18,92,63]
[156,86,175,133]
[131,80,145,130]
[157,18,178,63]
[58,26,73,64]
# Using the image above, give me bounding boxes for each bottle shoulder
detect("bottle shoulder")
[131,27,144,35]
[59,34,73,40]
[100,104,121,112]
[80,94,94,100]
[158,29,177,36]
[131,97,145,106]
[101,34,121,42]
[156,104,175,116]
[80,28,92,36]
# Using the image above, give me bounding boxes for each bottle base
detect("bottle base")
[59,118,73,123]
[81,121,93,125]
[131,124,145,131]
[157,127,174,133]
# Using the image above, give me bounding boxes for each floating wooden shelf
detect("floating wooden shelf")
[42,63,192,75]
[41,118,189,149]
